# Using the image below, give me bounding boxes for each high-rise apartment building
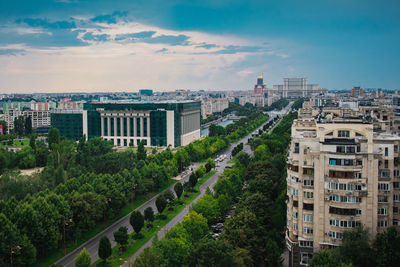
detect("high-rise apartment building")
[350,86,363,97]
[286,101,400,266]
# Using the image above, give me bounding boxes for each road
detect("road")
[56,104,293,266]
[122,104,294,266]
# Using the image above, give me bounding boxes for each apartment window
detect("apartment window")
[293,223,298,230]
[357,160,363,166]
[292,188,298,196]
[393,206,399,214]
[378,208,388,216]
[293,212,298,219]
[377,220,388,228]
[299,241,313,248]
[378,183,390,191]
[329,195,361,203]
[385,147,389,156]
[300,253,313,265]
[303,203,314,211]
[393,195,400,202]
[395,145,399,152]
[303,180,314,187]
[394,182,400,189]
[294,143,299,153]
[385,160,389,168]
[303,227,314,234]
[338,130,350,137]
[394,170,400,177]
[378,195,389,203]
[303,214,314,222]
[337,146,346,153]
[393,220,400,226]
[304,191,314,199]
[328,231,343,239]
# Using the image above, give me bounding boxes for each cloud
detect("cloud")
[115,31,156,41]
[213,45,265,54]
[90,11,128,24]
[17,18,76,29]
[141,34,190,46]
[82,32,109,42]
[0,48,25,56]
[196,43,217,49]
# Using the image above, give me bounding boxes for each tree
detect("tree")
[25,116,32,135]
[137,140,147,160]
[155,195,167,214]
[191,194,220,226]
[29,134,36,150]
[189,238,235,267]
[144,207,154,222]
[236,152,250,167]
[163,189,175,203]
[338,226,374,267]
[181,211,209,243]
[47,128,60,149]
[74,248,91,267]
[130,211,144,234]
[189,173,198,189]
[13,116,25,136]
[373,226,400,267]
[205,157,215,172]
[309,250,340,267]
[174,183,183,199]
[195,164,206,179]
[113,226,129,249]
[132,247,161,267]
[98,236,112,262]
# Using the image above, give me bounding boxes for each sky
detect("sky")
[0,0,399,93]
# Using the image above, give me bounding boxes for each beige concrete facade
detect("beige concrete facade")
[286,110,400,266]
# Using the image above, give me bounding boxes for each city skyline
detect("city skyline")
[1,0,399,93]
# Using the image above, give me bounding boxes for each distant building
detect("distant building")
[51,100,201,148]
[273,78,324,98]
[350,86,363,97]
[139,89,153,96]
[201,97,229,118]
[254,75,266,95]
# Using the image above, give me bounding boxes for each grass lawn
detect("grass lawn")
[0,139,29,148]
[34,180,176,267]
[93,170,217,267]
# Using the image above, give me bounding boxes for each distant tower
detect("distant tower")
[254,75,266,95]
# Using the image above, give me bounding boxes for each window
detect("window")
[300,253,313,265]
[394,182,400,189]
[385,147,389,156]
[292,188,298,196]
[303,214,313,222]
[328,231,343,239]
[304,191,314,199]
[337,146,346,153]
[385,160,389,168]
[300,241,314,247]
[329,195,361,203]
[338,130,350,137]
[378,183,390,191]
[293,212,298,219]
[294,143,299,153]
[378,208,388,215]
[303,180,314,187]
[357,160,363,166]
[393,195,400,202]
[395,145,399,152]
[394,206,399,214]
[378,220,388,228]
[303,227,313,234]
[293,223,298,230]
[378,195,388,203]
[394,170,400,177]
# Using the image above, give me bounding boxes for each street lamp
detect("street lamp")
[63,217,73,255]
[10,245,21,267]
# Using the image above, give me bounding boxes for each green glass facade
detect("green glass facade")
[51,101,200,147]
[50,113,83,141]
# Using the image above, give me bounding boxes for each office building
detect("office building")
[51,100,201,148]
[350,86,363,98]
[286,101,400,266]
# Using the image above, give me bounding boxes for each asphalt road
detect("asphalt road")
[56,104,292,267]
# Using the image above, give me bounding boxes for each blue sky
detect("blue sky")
[0,0,399,92]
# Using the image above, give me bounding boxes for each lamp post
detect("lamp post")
[63,217,72,255]
[10,245,21,267]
